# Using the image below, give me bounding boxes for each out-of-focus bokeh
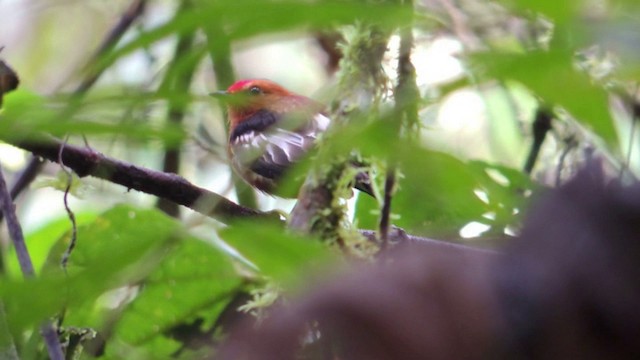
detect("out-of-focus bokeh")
[1,0,639,358]
[0,0,528,233]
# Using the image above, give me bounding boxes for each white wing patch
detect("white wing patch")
[313,113,330,132]
[230,112,331,180]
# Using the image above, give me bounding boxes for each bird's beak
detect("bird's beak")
[210,90,251,106]
[209,90,228,98]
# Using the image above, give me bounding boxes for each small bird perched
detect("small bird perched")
[212,79,372,197]
[212,79,331,195]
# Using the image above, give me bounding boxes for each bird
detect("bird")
[212,79,372,197]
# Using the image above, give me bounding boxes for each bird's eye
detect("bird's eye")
[248,86,262,95]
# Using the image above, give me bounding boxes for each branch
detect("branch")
[380,6,420,247]
[6,0,148,209]
[0,131,510,284]
[13,137,267,221]
[0,165,64,359]
[289,181,335,235]
[290,24,392,242]
[359,228,497,255]
[75,0,147,94]
[9,157,44,199]
[6,132,493,254]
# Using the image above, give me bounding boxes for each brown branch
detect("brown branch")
[0,165,64,359]
[14,137,267,221]
[3,132,485,251]
[9,157,44,199]
[289,181,335,235]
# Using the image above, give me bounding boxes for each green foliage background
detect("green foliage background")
[0,0,639,358]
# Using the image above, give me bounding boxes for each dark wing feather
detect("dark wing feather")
[229,109,279,142]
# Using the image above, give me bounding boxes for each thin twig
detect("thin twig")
[555,136,577,187]
[436,0,482,50]
[75,0,147,94]
[58,139,78,270]
[378,169,395,249]
[380,4,419,247]
[0,157,45,225]
[157,0,198,217]
[9,157,44,200]
[0,165,64,359]
[7,0,148,207]
[624,117,637,174]
[620,83,639,179]
[360,228,498,255]
[0,170,35,277]
[523,107,553,175]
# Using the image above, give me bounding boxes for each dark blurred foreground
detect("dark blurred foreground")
[217,165,640,359]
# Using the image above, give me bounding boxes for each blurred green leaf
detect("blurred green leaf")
[220,221,338,286]
[394,148,488,236]
[111,235,241,348]
[474,50,617,146]
[355,151,534,237]
[5,212,98,278]
[102,336,183,360]
[96,0,411,74]
[0,205,184,333]
[0,90,186,145]
[500,0,583,23]
[467,161,536,227]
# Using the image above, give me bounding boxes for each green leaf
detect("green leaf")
[501,0,583,23]
[394,148,488,237]
[96,1,411,74]
[4,212,98,278]
[220,221,338,286]
[0,205,185,333]
[474,50,617,146]
[467,161,537,228]
[353,146,534,238]
[111,235,241,347]
[0,90,186,145]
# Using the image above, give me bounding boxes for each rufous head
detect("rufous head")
[211,79,295,121]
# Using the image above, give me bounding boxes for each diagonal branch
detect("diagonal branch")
[6,0,148,210]
[0,164,64,359]
[14,137,267,221]
[75,0,148,94]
